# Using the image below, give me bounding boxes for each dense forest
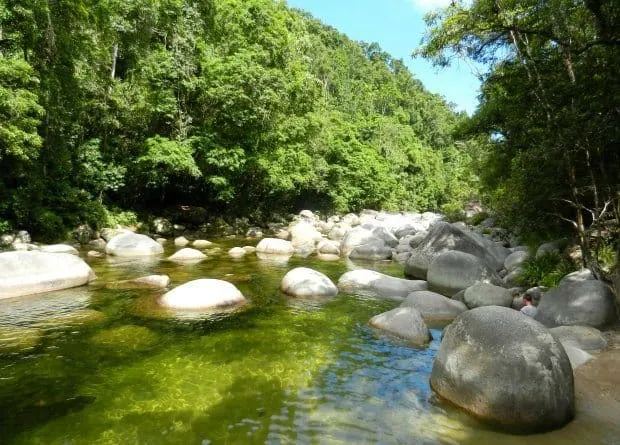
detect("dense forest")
[0,0,478,240]
[417,0,619,276]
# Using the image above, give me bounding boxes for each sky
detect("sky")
[286,0,482,114]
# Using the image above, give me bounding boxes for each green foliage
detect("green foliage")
[515,252,577,288]
[468,212,489,226]
[103,208,139,228]
[0,220,12,234]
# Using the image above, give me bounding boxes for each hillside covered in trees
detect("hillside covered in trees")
[0,0,479,240]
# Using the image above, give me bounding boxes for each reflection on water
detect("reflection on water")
[0,238,617,444]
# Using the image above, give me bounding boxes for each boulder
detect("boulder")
[463,282,514,309]
[152,217,174,236]
[88,238,107,251]
[393,251,411,264]
[0,251,96,299]
[549,325,608,351]
[404,221,509,280]
[73,224,92,244]
[0,234,15,247]
[280,267,338,298]
[106,233,164,257]
[290,221,322,254]
[245,227,263,238]
[100,227,130,242]
[558,269,595,287]
[361,224,398,248]
[400,290,468,323]
[174,236,189,247]
[427,251,500,297]
[192,239,213,249]
[369,307,431,345]
[108,275,170,289]
[342,213,360,226]
[317,239,340,256]
[504,250,530,271]
[160,279,246,310]
[328,224,350,241]
[168,248,207,262]
[39,244,79,255]
[562,344,594,371]
[274,228,290,240]
[256,238,294,255]
[228,247,246,258]
[341,227,391,260]
[534,280,617,328]
[503,267,523,287]
[408,231,427,249]
[430,306,574,431]
[14,230,31,244]
[536,238,571,258]
[243,246,256,254]
[338,269,427,300]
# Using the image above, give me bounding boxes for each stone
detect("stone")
[108,275,170,289]
[160,279,246,309]
[562,344,594,371]
[341,227,391,260]
[338,269,427,300]
[430,306,574,432]
[152,217,174,236]
[0,326,43,353]
[504,250,530,271]
[342,213,360,226]
[0,251,96,299]
[90,325,158,355]
[427,250,500,297]
[14,230,31,244]
[400,290,468,323]
[408,231,427,249]
[274,228,290,240]
[88,238,107,250]
[317,239,340,256]
[558,269,595,287]
[549,325,608,351]
[156,238,167,245]
[290,221,322,254]
[192,239,213,249]
[503,267,523,286]
[369,307,431,345]
[168,248,207,262]
[100,227,130,242]
[256,238,294,255]
[106,233,164,257]
[0,234,15,247]
[246,227,263,238]
[174,236,190,247]
[328,224,350,241]
[243,246,256,254]
[535,280,617,328]
[361,224,398,248]
[39,244,79,255]
[228,247,246,258]
[404,221,509,280]
[299,209,315,220]
[536,238,571,258]
[463,282,514,309]
[280,267,338,298]
[73,224,92,244]
[87,250,104,258]
[393,251,411,264]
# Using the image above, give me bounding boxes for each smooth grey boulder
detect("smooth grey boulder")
[549,325,608,351]
[430,306,574,432]
[0,251,96,299]
[427,251,500,297]
[106,233,164,257]
[536,238,570,258]
[152,217,173,236]
[562,344,594,371]
[280,267,338,298]
[404,221,509,281]
[341,227,391,260]
[256,238,294,255]
[108,275,170,289]
[463,282,514,309]
[400,290,468,322]
[328,224,351,241]
[558,269,595,287]
[361,224,398,248]
[369,307,431,345]
[408,231,427,249]
[535,280,617,328]
[504,250,530,271]
[393,251,411,264]
[338,269,427,300]
[192,239,213,249]
[228,247,246,258]
[290,221,322,254]
[39,244,79,255]
[160,279,246,310]
[168,248,207,262]
[503,267,523,286]
[174,236,189,247]
[317,239,340,256]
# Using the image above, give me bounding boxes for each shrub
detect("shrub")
[515,252,576,288]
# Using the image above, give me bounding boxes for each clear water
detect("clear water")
[0,239,617,444]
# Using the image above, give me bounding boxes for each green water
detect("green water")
[0,239,618,444]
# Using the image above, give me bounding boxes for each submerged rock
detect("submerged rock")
[369,307,431,345]
[431,306,574,432]
[108,275,170,290]
[192,239,213,249]
[338,269,427,300]
[90,325,158,354]
[228,247,246,258]
[168,248,207,262]
[0,326,43,353]
[160,279,246,310]
[0,251,96,299]
[280,267,338,298]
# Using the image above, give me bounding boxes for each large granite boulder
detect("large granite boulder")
[338,269,427,300]
[160,279,246,310]
[504,250,530,271]
[255,238,294,255]
[106,233,164,257]
[463,282,514,309]
[400,290,468,323]
[361,224,398,248]
[280,267,338,298]
[341,227,392,260]
[557,269,595,287]
[534,280,617,328]
[431,306,574,432]
[549,325,608,351]
[427,251,500,297]
[290,221,322,254]
[369,307,431,345]
[536,238,570,258]
[39,244,79,255]
[404,221,509,280]
[168,248,207,262]
[0,251,96,299]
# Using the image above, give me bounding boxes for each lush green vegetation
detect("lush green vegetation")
[418,0,620,277]
[0,0,479,240]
